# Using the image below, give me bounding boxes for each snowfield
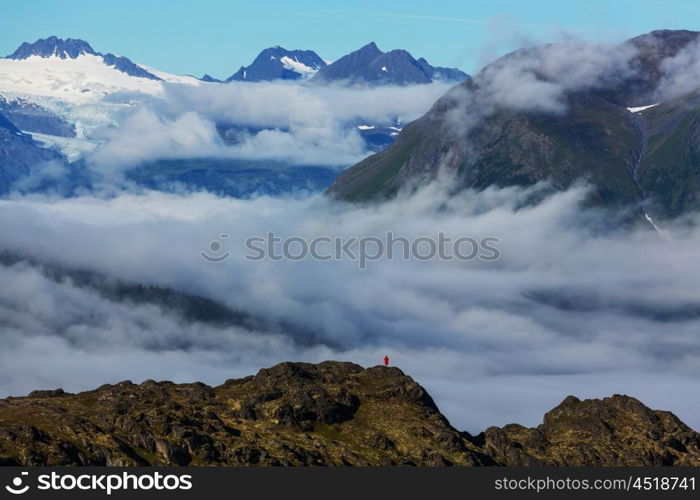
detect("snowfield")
[627,103,659,113]
[0,54,201,104]
[0,54,204,145]
[280,56,319,78]
[0,46,444,168]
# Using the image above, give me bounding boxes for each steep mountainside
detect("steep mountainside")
[636,90,700,216]
[327,30,700,218]
[329,90,642,206]
[0,362,697,466]
[312,42,468,86]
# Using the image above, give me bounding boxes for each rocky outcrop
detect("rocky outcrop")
[0,362,697,466]
[481,395,700,466]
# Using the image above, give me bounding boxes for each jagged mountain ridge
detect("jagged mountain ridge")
[0,361,697,466]
[312,42,469,85]
[8,36,95,60]
[327,30,700,218]
[222,43,468,85]
[0,36,440,197]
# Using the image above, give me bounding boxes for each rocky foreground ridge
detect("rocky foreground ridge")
[0,361,697,466]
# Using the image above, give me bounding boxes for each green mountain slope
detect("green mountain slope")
[328,30,700,218]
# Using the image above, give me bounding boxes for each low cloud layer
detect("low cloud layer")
[441,39,638,138]
[1,184,699,432]
[657,39,700,101]
[478,41,636,113]
[87,81,452,173]
[5,33,700,434]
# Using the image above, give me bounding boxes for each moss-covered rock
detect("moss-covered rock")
[0,362,697,466]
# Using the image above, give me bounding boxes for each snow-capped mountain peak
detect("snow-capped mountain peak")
[0,37,201,104]
[226,46,327,82]
[8,36,96,60]
[0,37,204,163]
[312,42,469,85]
[4,36,168,83]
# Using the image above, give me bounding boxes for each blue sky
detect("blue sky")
[3,0,700,79]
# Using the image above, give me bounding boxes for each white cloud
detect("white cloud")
[90,108,222,176]
[656,39,700,101]
[441,39,638,137]
[86,81,452,172]
[5,34,700,435]
[1,183,699,432]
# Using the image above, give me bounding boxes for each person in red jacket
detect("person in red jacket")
[383,355,389,366]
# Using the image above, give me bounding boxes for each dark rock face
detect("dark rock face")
[8,36,96,59]
[370,50,433,85]
[227,46,327,82]
[313,42,468,86]
[101,53,162,81]
[0,112,23,135]
[5,36,161,81]
[326,30,700,218]
[0,361,697,466]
